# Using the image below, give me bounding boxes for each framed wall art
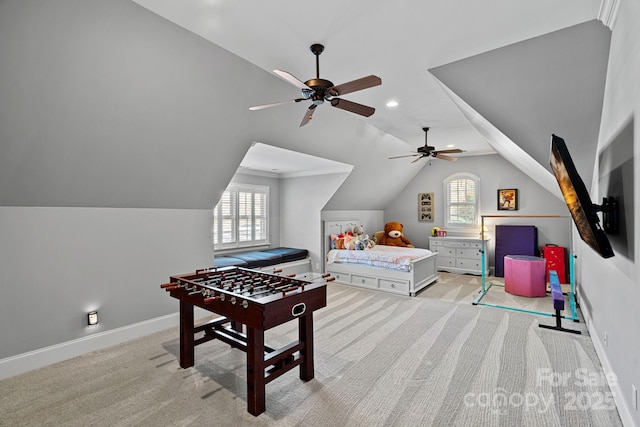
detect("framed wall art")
[418,192,434,221]
[497,188,518,211]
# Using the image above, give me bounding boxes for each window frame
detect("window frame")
[213,183,269,250]
[443,173,480,230]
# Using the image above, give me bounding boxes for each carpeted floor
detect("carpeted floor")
[0,273,621,426]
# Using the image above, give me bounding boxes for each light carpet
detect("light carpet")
[0,273,621,426]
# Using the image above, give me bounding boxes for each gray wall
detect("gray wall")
[0,206,213,359]
[281,173,350,272]
[577,1,640,424]
[384,154,569,269]
[0,0,422,365]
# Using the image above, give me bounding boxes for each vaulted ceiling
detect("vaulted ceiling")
[133,0,610,182]
[0,0,611,210]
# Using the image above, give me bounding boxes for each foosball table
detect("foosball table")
[161,266,329,416]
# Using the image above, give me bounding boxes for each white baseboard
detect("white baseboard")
[0,308,209,381]
[578,294,636,427]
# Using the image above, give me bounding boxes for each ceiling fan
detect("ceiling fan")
[389,127,464,163]
[249,44,381,127]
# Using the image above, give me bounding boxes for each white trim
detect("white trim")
[598,0,620,29]
[0,308,209,381]
[443,172,481,229]
[578,293,634,427]
[237,165,353,179]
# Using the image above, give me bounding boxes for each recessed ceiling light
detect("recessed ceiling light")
[386,100,399,108]
[446,144,455,148]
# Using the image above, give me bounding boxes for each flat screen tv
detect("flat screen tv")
[550,134,614,258]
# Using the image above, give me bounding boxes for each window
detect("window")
[213,184,269,249]
[444,173,480,229]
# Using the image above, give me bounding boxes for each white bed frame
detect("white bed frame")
[322,220,438,296]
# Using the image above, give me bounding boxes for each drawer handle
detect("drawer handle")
[391,283,396,288]
[362,278,366,283]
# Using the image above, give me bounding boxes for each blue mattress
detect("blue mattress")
[213,247,308,269]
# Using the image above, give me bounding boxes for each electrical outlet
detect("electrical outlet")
[604,332,608,347]
[633,384,637,410]
[315,262,320,270]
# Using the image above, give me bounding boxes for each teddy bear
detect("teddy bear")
[377,221,412,247]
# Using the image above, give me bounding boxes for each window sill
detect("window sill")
[215,243,272,256]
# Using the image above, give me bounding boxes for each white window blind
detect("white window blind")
[445,174,479,228]
[213,184,268,249]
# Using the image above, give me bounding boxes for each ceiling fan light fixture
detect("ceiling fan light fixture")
[249,44,381,126]
[388,126,464,162]
[386,100,399,107]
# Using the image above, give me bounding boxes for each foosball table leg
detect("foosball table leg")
[299,314,315,381]
[246,326,266,416]
[179,300,195,368]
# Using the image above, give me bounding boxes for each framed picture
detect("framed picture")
[497,189,518,211]
[418,192,434,221]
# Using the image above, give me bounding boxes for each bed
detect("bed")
[323,220,438,296]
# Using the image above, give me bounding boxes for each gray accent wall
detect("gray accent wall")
[383,154,570,269]
[0,0,422,364]
[576,1,640,424]
[0,206,213,359]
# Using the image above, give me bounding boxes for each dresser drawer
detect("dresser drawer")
[456,248,482,259]
[351,275,376,288]
[468,241,484,249]
[439,247,457,257]
[379,278,409,293]
[437,256,456,267]
[456,259,482,270]
[430,240,444,248]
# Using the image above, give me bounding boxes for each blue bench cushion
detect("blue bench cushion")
[260,247,308,263]
[230,251,283,268]
[213,247,308,269]
[213,256,248,268]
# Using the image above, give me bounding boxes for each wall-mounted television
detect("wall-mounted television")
[550,134,615,258]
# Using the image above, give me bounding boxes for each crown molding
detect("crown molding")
[236,165,353,179]
[598,0,620,29]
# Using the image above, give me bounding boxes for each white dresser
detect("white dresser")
[429,237,489,275]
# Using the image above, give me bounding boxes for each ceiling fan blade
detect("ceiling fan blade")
[435,148,464,154]
[249,98,305,111]
[388,153,420,159]
[330,98,375,117]
[273,69,311,90]
[411,156,426,164]
[299,105,317,127]
[434,153,458,161]
[330,75,381,96]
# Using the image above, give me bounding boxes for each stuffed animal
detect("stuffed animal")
[377,221,412,247]
[331,233,346,249]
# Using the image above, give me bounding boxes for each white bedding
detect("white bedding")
[326,246,433,272]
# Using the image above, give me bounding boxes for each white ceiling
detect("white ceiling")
[238,142,353,178]
[131,0,603,162]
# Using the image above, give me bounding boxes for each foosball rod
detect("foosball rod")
[250,280,304,298]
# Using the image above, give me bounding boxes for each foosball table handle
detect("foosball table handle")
[281,285,303,296]
[160,282,177,288]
